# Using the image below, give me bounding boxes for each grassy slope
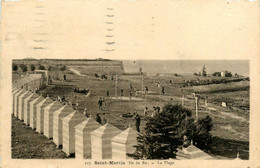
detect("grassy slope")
[12,117,68,159]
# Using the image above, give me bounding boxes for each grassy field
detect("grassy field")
[12,69,249,159]
[12,117,68,159]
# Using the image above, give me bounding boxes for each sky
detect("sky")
[1,0,259,60]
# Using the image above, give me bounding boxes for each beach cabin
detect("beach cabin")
[176,142,213,160]
[14,89,25,118]
[53,104,74,147]
[43,101,63,139]
[29,96,44,129]
[12,88,20,115]
[23,93,39,125]
[111,127,138,159]
[17,91,31,120]
[75,117,100,159]
[61,111,86,155]
[90,123,122,159]
[36,97,53,133]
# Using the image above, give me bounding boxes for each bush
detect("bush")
[19,64,27,72]
[12,63,18,71]
[39,64,45,70]
[213,72,221,77]
[60,65,66,71]
[30,64,35,71]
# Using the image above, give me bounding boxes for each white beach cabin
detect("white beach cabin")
[18,91,31,120]
[12,88,20,115]
[23,93,39,125]
[53,104,74,147]
[36,97,53,133]
[29,96,44,129]
[75,117,100,159]
[90,123,122,159]
[14,89,25,118]
[61,111,86,155]
[111,127,138,159]
[43,101,63,139]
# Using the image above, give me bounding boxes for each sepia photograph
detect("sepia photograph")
[1,0,260,168]
[11,59,250,160]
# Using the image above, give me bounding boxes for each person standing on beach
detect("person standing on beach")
[96,114,101,124]
[98,97,103,110]
[134,112,141,132]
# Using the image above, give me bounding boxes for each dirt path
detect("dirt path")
[153,94,248,123]
[69,68,86,76]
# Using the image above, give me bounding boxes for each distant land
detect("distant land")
[122,60,249,77]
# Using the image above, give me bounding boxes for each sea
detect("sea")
[122,60,249,77]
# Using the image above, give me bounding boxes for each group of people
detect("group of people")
[156,82,165,95]
[74,87,89,95]
[57,95,66,103]
[95,113,107,124]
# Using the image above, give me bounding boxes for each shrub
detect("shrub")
[30,64,35,71]
[39,64,45,70]
[12,63,18,72]
[19,64,27,72]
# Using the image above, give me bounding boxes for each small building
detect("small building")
[53,104,74,147]
[33,70,49,86]
[14,89,26,118]
[23,92,39,125]
[75,117,100,159]
[43,101,63,139]
[36,97,53,133]
[221,70,226,77]
[12,88,21,115]
[61,111,87,155]
[111,127,139,159]
[28,74,42,91]
[90,123,122,159]
[18,90,31,120]
[176,142,213,160]
[29,96,44,129]
[222,102,227,107]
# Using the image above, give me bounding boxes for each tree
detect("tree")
[30,64,35,71]
[129,104,213,159]
[129,104,192,159]
[19,64,27,72]
[39,64,45,70]
[202,65,207,77]
[48,66,52,71]
[213,72,221,77]
[12,63,18,72]
[225,71,232,77]
[186,115,213,152]
[60,65,66,71]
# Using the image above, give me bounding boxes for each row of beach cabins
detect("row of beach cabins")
[12,87,138,159]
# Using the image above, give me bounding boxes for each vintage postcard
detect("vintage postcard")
[0,0,260,168]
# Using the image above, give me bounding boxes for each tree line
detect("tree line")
[12,63,67,72]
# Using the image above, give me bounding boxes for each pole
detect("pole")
[115,75,118,98]
[145,93,147,106]
[160,94,162,106]
[141,74,144,97]
[182,95,184,106]
[195,97,198,121]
